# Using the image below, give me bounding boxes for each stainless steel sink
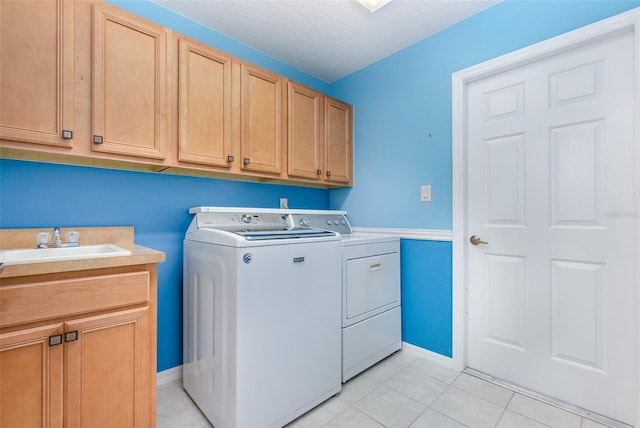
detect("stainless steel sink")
[0,244,131,265]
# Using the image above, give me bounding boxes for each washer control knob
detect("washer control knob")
[300,219,311,227]
[241,214,252,224]
[334,220,339,225]
[341,220,347,225]
[327,220,332,225]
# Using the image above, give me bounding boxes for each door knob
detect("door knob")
[469,235,488,245]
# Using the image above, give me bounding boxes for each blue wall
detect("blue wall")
[2,0,638,370]
[401,240,452,357]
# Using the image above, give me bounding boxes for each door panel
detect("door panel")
[467,31,635,424]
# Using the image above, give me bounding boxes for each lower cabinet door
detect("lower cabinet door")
[64,306,152,428]
[0,323,65,428]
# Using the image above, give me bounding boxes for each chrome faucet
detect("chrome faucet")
[53,227,62,247]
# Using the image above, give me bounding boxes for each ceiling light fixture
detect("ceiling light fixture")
[356,0,393,13]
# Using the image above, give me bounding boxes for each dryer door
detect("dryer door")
[344,251,400,326]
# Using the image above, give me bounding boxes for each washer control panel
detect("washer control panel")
[196,211,291,231]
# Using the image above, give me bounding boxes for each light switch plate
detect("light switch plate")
[421,185,431,202]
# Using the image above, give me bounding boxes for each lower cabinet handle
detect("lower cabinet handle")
[49,334,63,347]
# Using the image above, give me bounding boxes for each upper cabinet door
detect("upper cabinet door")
[324,97,353,185]
[0,0,74,147]
[177,37,233,168]
[287,82,324,180]
[92,4,169,160]
[239,64,284,175]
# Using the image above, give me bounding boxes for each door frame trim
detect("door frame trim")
[451,7,640,425]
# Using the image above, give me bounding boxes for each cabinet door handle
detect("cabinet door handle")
[61,130,73,139]
[227,155,235,163]
[65,331,78,342]
[326,171,331,178]
[243,158,250,165]
[316,169,322,176]
[93,135,104,144]
[49,334,63,347]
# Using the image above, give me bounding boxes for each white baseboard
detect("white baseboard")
[157,365,182,387]
[402,341,455,370]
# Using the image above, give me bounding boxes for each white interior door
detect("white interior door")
[466,30,636,425]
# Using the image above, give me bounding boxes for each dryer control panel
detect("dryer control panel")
[289,213,352,235]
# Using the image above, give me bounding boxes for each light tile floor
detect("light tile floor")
[157,350,617,428]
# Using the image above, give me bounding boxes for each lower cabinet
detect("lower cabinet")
[0,265,157,427]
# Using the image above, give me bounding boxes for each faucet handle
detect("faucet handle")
[36,232,51,248]
[65,230,80,246]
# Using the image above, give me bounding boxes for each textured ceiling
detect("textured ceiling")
[151,0,501,83]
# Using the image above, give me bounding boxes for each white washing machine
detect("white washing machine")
[183,207,342,428]
[289,211,401,382]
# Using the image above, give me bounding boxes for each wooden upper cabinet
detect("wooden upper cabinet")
[324,97,353,185]
[287,82,324,180]
[177,37,233,168]
[239,64,284,175]
[0,1,352,187]
[0,0,74,147]
[91,3,169,161]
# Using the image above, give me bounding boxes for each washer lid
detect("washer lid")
[237,229,336,240]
